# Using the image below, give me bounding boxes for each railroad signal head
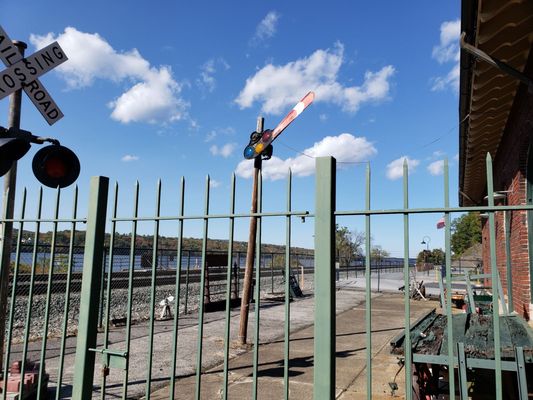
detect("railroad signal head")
[243,129,274,160]
[242,92,314,161]
[0,136,31,176]
[32,144,80,188]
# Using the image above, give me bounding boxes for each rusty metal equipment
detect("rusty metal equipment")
[391,309,533,398]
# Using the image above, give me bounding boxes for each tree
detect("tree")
[371,245,390,262]
[416,248,445,265]
[335,224,364,267]
[451,212,482,256]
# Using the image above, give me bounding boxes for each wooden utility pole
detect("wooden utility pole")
[238,116,263,345]
[0,41,26,373]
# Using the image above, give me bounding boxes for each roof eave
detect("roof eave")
[458,0,477,206]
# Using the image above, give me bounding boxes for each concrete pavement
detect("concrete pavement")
[149,292,435,399]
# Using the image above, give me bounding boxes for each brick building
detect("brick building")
[459,0,533,315]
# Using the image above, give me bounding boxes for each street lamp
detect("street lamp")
[421,236,431,275]
[421,236,431,251]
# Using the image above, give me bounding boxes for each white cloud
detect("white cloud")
[432,20,461,63]
[319,114,328,122]
[251,11,280,45]
[235,43,395,115]
[30,27,188,124]
[431,64,459,92]
[108,68,188,124]
[386,156,420,180]
[205,127,236,143]
[205,131,217,142]
[431,19,460,92]
[427,160,445,176]
[121,154,139,162]
[196,58,230,93]
[210,143,238,158]
[189,119,200,130]
[209,179,221,188]
[235,133,376,181]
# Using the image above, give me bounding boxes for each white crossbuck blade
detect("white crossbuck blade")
[243,91,315,160]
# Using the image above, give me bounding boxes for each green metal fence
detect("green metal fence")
[71,174,311,399]
[1,154,532,399]
[313,155,533,400]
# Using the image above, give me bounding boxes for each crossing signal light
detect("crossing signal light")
[0,136,31,176]
[32,144,80,188]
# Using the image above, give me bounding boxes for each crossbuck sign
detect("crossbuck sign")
[0,25,67,125]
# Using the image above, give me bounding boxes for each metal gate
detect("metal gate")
[1,155,532,399]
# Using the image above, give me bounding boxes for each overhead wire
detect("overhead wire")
[275,113,471,165]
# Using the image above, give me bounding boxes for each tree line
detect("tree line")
[11,229,314,256]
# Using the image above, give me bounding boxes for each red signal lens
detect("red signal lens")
[32,145,80,188]
[44,157,67,178]
[262,131,272,142]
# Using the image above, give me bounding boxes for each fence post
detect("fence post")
[314,157,336,400]
[98,246,107,329]
[72,177,109,399]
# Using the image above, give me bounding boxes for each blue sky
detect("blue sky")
[1,1,462,256]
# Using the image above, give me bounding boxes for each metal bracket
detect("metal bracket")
[0,125,61,145]
[460,32,533,93]
[89,347,128,371]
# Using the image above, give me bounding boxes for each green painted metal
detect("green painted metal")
[444,159,456,397]
[413,353,519,371]
[335,204,533,216]
[0,190,8,400]
[72,176,109,400]
[37,187,61,397]
[145,180,162,399]
[89,347,127,370]
[98,247,106,329]
[498,271,509,316]
[252,173,263,400]
[365,162,372,400]
[170,177,185,400]
[195,175,210,400]
[271,256,274,294]
[101,183,119,399]
[402,160,412,400]
[486,153,503,399]
[122,181,139,399]
[284,170,292,400]
[222,174,236,400]
[111,210,310,222]
[457,342,468,399]
[313,157,336,400]
[19,187,42,400]
[1,150,524,399]
[1,188,26,400]
[515,346,528,399]
[185,250,191,314]
[505,210,513,311]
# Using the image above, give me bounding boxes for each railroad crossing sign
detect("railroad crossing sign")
[0,25,67,125]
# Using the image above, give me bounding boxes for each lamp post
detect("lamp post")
[421,236,430,251]
[421,236,430,275]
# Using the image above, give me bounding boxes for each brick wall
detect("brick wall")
[481,50,533,316]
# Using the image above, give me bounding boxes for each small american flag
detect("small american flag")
[436,217,445,229]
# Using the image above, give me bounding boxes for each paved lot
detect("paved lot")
[7,273,437,399]
[148,292,435,400]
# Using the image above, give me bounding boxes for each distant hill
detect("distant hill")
[11,229,314,255]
